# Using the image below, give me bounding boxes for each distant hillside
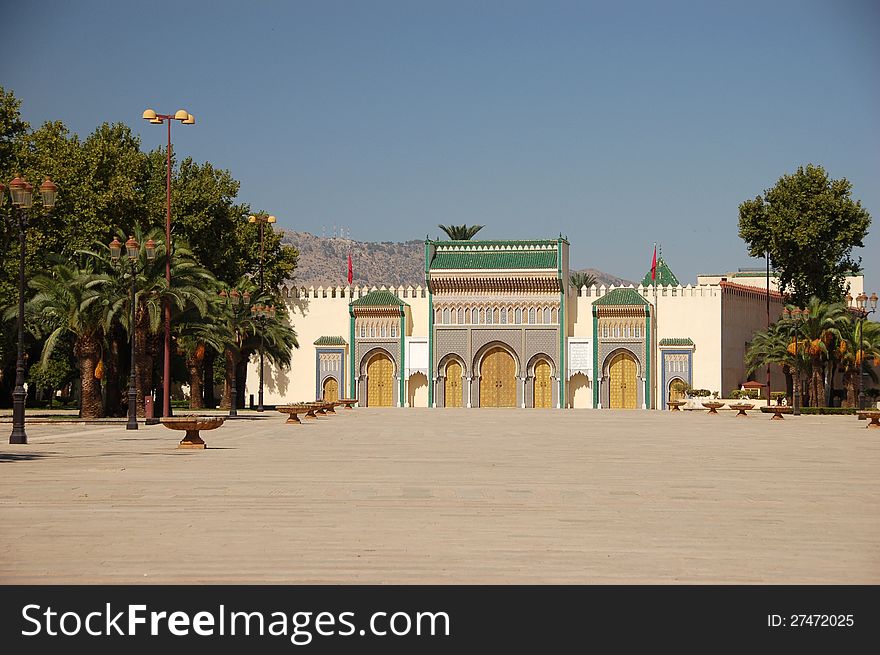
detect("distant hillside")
[281,231,633,288]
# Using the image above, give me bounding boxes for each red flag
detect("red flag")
[347,253,353,285]
[650,245,657,282]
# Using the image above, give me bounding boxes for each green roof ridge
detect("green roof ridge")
[593,287,651,306]
[659,337,694,346]
[350,289,408,307]
[313,336,347,346]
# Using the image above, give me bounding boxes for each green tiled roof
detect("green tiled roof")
[659,338,694,346]
[429,241,559,270]
[350,290,408,307]
[313,336,347,346]
[593,288,650,306]
[640,257,680,287]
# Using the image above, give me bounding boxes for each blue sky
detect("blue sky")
[3,0,878,290]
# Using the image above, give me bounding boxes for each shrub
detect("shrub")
[730,390,743,399]
[798,407,858,415]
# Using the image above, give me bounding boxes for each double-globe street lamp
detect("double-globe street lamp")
[219,288,252,417]
[2,176,57,444]
[142,108,194,418]
[782,306,809,416]
[248,213,276,411]
[846,291,878,411]
[109,235,157,430]
[250,302,276,412]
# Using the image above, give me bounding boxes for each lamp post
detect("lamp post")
[247,213,276,411]
[250,303,276,412]
[783,306,808,416]
[4,176,57,444]
[142,108,194,418]
[847,291,878,411]
[220,288,252,417]
[109,235,157,430]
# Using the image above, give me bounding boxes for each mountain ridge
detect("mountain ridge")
[281,231,634,288]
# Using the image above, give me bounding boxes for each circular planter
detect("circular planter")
[160,416,225,449]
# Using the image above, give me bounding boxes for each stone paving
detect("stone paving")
[0,408,877,583]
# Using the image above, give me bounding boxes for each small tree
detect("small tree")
[570,271,598,290]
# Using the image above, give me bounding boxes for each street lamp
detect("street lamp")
[847,291,878,410]
[250,302,276,412]
[782,306,808,415]
[142,107,195,418]
[247,213,276,411]
[109,235,157,430]
[4,176,57,444]
[220,288,252,416]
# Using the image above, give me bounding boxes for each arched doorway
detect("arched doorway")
[533,359,552,408]
[322,377,339,402]
[444,360,463,407]
[608,351,637,409]
[480,347,516,408]
[668,377,686,402]
[366,353,393,407]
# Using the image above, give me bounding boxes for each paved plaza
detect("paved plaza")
[1,408,878,584]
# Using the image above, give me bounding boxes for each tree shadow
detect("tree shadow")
[0,452,52,462]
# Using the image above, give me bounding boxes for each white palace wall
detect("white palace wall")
[247,282,771,409]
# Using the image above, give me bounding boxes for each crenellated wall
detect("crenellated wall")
[245,281,791,409]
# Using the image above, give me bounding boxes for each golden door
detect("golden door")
[445,360,463,407]
[480,348,516,407]
[367,354,393,407]
[322,377,339,403]
[533,360,552,408]
[609,352,637,409]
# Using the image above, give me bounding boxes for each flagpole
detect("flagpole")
[653,243,657,411]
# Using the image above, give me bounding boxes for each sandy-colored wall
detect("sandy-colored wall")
[246,286,430,406]
[720,287,787,396]
[653,285,723,395]
[247,281,797,409]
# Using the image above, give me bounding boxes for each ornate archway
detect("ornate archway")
[608,350,638,409]
[479,347,517,408]
[322,377,339,402]
[366,352,394,407]
[533,359,552,408]
[444,359,463,407]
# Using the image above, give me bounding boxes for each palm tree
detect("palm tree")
[798,297,847,407]
[836,318,880,407]
[437,224,484,240]
[23,264,107,419]
[216,279,299,409]
[745,321,801,403]
[84,227,217,416]
[570,271,597,291]
[177,315,226,410]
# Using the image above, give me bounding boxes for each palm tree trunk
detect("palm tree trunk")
[844,371,856,408]
[103,335,122,417]
[203,349,216,408]
[76,335,103,419]
[220,348,235,410]
[236,356,248,409]
[134,325,151,418]
[826,359,837,407]
[811,362,825,407]
[187,353,204,410]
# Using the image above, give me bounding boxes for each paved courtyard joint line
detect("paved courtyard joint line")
[1,409,878,584]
